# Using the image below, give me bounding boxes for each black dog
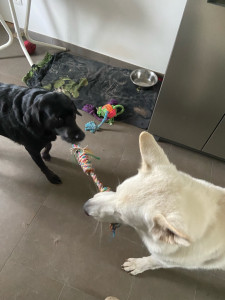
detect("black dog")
[0,83,85,184]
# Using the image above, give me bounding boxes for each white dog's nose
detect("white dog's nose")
[83,202,90,216]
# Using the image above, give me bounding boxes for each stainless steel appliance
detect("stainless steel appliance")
[149,0,225,160]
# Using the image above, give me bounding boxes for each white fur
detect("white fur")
[84,132,225,275]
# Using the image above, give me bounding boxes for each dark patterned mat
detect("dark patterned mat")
[23,52,162,129]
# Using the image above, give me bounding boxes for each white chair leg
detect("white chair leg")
[24,0,67,51]
[0,14,14,51]
[8,0,33,66]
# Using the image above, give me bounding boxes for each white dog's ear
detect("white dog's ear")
[151,214,191,247]
[139,132,170,171]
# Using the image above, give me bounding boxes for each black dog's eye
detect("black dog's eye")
[54,116,64,128]
[57,117,63,122]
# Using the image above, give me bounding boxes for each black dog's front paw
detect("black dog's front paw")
[46,171,62,184]
[42,152,51,161]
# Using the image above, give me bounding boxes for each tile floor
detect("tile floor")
[1,24,225,300]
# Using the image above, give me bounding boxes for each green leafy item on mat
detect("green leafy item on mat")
[23,52,88,98]
[22,52,53,84]
[43,77,88,98]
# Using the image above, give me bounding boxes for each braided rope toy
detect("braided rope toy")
[71,144,120,237]
[85,102,124,133]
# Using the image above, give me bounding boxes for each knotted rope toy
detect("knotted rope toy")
[82,104,102,121]
[85,111,109,133]
[84,100,124,133]
[82,99,119,122]
[71,144,120,237]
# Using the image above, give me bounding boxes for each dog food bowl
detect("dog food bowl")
[130,68,158,88]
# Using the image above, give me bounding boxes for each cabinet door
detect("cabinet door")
[149,0,225,150]
[202,116,225,160]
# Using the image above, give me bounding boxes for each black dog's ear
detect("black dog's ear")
[23,102,41,126]
[23,109,30,126]
[1,102,8,114]
[71,98,82,116]
[76,110,82,116]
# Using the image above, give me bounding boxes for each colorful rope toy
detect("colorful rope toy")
[97,103,124,125]
[84,100,124,133]
[71,144,120,237]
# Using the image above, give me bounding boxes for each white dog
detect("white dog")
[84,131,225,275]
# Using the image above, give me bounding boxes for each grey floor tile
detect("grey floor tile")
[0,190,41,270]
[129,269,197,300]
[159,140,173,158]
[194,271,225,300]
[211,158,225,188]
[0,137,52,195]
[0,138,45,269]
[210,269,225,281]
[112,157,139,186]
[59,285,99,300]
[0,260,63,300]
[10,206,145,299]
[167,144,212,181]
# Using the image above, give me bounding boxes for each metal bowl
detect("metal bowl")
[130,68,158,88]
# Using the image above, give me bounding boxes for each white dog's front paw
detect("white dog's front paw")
[122,256,162,275]
[121,257,149,275]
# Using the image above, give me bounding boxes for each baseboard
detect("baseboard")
[22,29,164,77]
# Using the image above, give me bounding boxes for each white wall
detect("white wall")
[0,0,187,74]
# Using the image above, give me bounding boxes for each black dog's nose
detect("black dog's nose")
[75,130,85,142]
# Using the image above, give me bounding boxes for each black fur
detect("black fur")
[0,83,85,184]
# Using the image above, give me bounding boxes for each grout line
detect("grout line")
[126,276,135,300]
[14,260,65,287]
[58,283,100,300]
[193,286,197,300]
[0,204,43,274]
[57,283,65,300]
